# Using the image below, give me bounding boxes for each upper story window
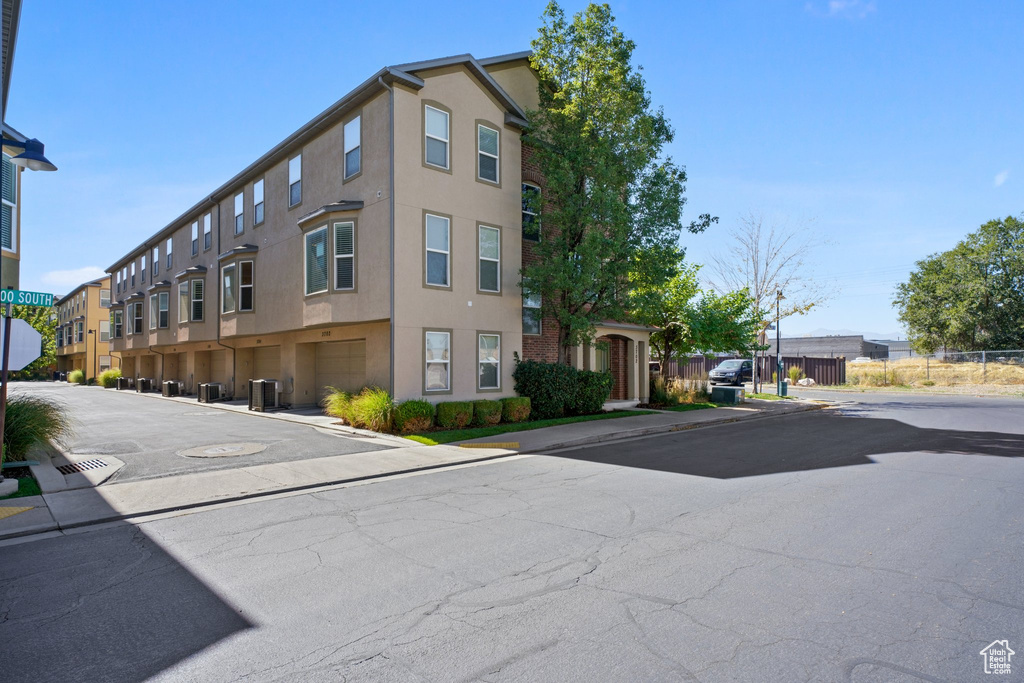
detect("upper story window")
[178,282,189,324]
[222,264,236,314]
[234,192,244,235]
[1,153,16,252]
[522,183,541,242]
[112,310,123,339]
[253,178,265,225]
[191,221,199,256]
[289,154,302,207]
[304,226,328,295]
[425,213,450,288]
[166,238,173,269]
[76,321,84,343]
[239,261,254,312]
[203,213,212,250]
[424,105,449,170]
[523,288,542,335]
[100,289,111,308]
[478,225,500,293]
[153,247,160,276]
[140,255,147,284]
[334,222,355,290]
[149,294,158,330]
[130,262,136,287]
[115,271,121,292]
[100,320,110,342]
[344,116,361,179]
[121,267,127,290]
[131,302,143,335]
[190,279,204,322]
[477,124,499,184]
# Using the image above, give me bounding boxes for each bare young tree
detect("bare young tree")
[707,212,833,389]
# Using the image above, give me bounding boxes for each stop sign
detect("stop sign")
[0,319,43,371]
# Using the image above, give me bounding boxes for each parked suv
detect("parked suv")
[709,359,753,385]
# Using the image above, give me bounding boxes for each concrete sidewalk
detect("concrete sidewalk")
[0,397,829,542]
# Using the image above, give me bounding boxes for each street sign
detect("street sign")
[0,289,54,307]
[0,319,42,371]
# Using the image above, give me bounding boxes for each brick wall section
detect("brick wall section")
[609,338,628,400]
[521,143,561,363]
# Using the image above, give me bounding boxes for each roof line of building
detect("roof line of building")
[106,52,531,273]
[54,277,108,305]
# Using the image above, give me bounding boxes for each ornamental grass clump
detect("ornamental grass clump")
[2,394,74,461]
[322,388,354,424]
[98,368,122,388]
[68,369,85,385]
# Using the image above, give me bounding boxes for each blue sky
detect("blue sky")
[7,0,1021,336]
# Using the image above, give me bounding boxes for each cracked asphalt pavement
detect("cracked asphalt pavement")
[1,392,1021,681]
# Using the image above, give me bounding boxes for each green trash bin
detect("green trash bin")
[778,381,788,397]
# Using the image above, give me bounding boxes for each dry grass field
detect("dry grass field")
[847,357,1024,387]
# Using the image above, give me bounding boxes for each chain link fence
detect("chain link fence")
[847,350,1024,387]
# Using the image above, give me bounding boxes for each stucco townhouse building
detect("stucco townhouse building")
[106,51,652,407]
[55,276,117,378]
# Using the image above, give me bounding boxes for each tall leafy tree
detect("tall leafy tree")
[523,2,710,363]
[9,304,57,379]
[895,215,1024,352]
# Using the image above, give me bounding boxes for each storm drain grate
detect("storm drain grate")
[57,459,109,475]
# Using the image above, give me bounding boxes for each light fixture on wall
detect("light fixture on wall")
[1,137,58,172]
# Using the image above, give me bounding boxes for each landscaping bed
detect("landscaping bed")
[403,410,656,446]
[0,467,42,500]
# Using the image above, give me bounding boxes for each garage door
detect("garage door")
[315,340,366,399]
[210,350,228,384]
[254,345,281,380]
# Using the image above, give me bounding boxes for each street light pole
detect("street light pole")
[776,290,783,395]
[88,329,96,381]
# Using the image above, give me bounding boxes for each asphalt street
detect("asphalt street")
[9,382,391,482]
[1,391,1021,681]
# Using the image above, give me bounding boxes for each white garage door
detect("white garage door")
[316,340,366,399]
[254,346,281,380]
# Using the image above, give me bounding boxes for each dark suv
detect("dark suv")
[709,359,753,386]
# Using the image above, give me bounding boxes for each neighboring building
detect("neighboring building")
[55,277,117,378]
[764,335,888,359]
[1,124,23,289]
[106,51,652,406]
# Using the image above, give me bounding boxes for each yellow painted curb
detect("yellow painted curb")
[459,442,520,449]
[0,506,34,521]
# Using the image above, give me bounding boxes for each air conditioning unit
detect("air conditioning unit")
[136,378,153,393]
[116,376,135,391]
[198,382,225,403]
[248,378,280,412]
[162,380,184,397]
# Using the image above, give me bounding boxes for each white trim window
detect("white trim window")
[289,153,302,207]
[132,302,143,335]
[112,309,123,339]
[149,294,158,330]
[121,267,127,290]
[253,178,264,225]
[178,282,189,324]
[1,153,17,253]
[239,261,254,311]
[522,183,541,241]
[130,262,136,287]
[477,124,499,183]
[158,291,169,328]
[152,246,159,276]
[100,289,111,308]
[344,116,361,179]
[141,255,147,284]
[203,213,212,250]
[100,320,110,343]
[478,334,500,390]
[424,106,449,169]
[334,222,355,290]
[191,221,199,256]
[425,214,449,287]
[234,192,244,235]
[478,225,500,292]
[304,226,328,295]
[190,279,204,322]
[425,331,450,392]
[523,289,542,335]
[115,271,121,293]
[76,321,84,343]
[166,237,173,269]
[222,264,236,313]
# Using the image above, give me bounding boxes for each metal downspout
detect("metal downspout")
[378,75,396,397]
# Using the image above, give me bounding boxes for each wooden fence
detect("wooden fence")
[661,355,846,386]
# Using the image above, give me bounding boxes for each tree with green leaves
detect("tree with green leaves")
[895,215,1024,352]
[632,259,758,369]
[9,304,57,380]
[522,2,712,364]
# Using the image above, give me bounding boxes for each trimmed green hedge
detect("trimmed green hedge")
[512,359,614,419]
[436,401,473,429]
[395,399,435,433]
[472,400,502,427]
[501,396,531,423]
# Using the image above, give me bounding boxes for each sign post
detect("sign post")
[0,289,54,481]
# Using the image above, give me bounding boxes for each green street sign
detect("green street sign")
[0,289,54,307]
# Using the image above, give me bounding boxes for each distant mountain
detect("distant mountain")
[784,328,903,340]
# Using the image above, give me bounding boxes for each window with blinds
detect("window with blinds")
[1,154,14,251]
[239,261,254,311]
[191,279,204,322]
[305,227,328,294]
[335,222,355,290]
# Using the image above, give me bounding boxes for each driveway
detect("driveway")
[10,382,392,483]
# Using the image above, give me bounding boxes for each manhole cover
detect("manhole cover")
[178,442,267,459]
[57,459,109,474]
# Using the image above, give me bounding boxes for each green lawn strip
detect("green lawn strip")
[0,475,42,500]
[746,393,794,401]
[405,410,657,446]
[655,402,718,412]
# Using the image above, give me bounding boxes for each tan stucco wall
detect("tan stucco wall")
[55,278,117,378]
[484,60,541,114]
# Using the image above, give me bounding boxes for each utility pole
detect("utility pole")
[776,290,784,395]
